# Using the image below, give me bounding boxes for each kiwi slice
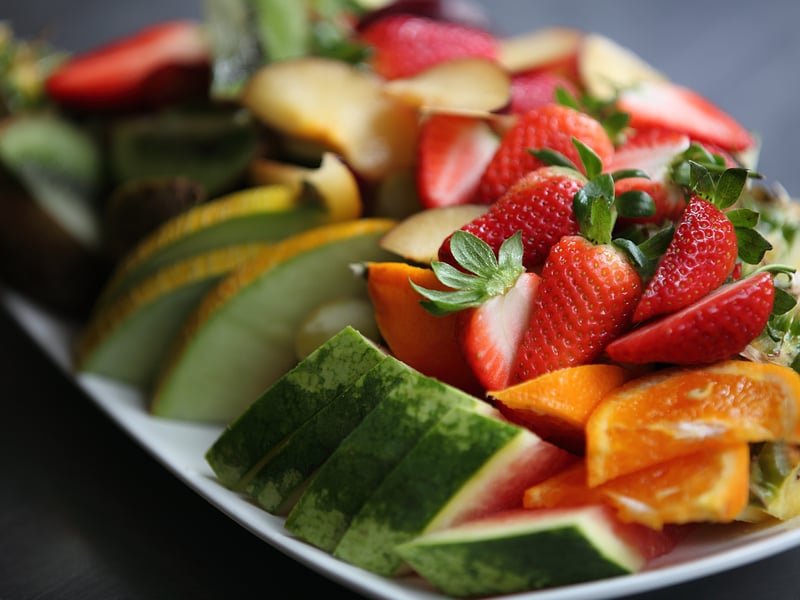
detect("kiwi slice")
[108,106,259,197]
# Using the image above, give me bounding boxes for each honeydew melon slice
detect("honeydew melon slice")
[332,407,572,576]
[395,506,672,596]
[284,373,492,553]
[74,243,268,389]
[94,182,327,308]
[205,325,387,490]
[246,355,414,515]
[150,218,397,424]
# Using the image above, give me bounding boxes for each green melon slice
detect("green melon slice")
[332,407,572,576]
[205,325,386,489]
[245,355,413,515]
[75,243,268,389]
[395,506,670,597]
[284,374,492,553]
[95,183,326,308]
[151,218,397,424]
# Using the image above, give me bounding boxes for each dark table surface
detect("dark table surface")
[4,1,800,599]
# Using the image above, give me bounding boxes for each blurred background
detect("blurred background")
[3,2,800,599]
[9,0,800,195]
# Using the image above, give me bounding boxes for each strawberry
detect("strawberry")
[438,165,584,270]
[475,103,613,204]
[508,69,579,115]
[457,270,541,390]
[605,271,776,365]
[511,235,643,383]
[416,113,499,209]
[632,196,737,323]
[605,128,690,180]
[439,137,654,270]
[631,155,770,323]
[358,14,498,80]
[45,21,210,112]
[411,232,539,391]
[616,80,754,153]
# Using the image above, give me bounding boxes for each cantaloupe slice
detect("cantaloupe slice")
[151,218,397,423]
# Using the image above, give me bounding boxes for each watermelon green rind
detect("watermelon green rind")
[284,374,490,553]
[332,407,528,576]
[395,506,647,597]
[152,228,396,423]
[246,356,411,515]
[205,326,386,489]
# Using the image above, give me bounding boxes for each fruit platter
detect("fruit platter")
[5,1,800,598]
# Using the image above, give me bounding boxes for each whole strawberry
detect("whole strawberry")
[438,166,584,270]
[632,158,767,323]
[633,196,737,322]
[511,235,643,383]
[475,103,614,204]
[358,14,498,80]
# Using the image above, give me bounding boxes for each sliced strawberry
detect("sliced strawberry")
[476,103,613,204]
[634,196,738,323]
[439,165,584,270]
[605,128,690,179]
[457,271,541,390]
[616,80,754,153]
[508,69,579,115]
[45,20,210,112]
[416,113,499,209]
[512,235,642,383]
[358,14,498,80]
[605,271,775,365]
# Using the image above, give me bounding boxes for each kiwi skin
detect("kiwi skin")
[0,169,110,320]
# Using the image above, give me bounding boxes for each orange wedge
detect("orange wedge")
[488,364,634,454]
[366,261,482,395]
[524,445,750,529]
[586,360,800,486]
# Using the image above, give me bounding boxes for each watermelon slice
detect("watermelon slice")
[332,406,573,576]
[396,505,682,597]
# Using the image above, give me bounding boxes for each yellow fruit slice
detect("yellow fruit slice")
[248,151,362,223]
[151,218,397,424]
[74,243,269,389]
[586,360,800,486]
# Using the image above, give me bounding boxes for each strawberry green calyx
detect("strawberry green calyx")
[411,231,525,316]
[532,137,655,247]
[668,145,772,265]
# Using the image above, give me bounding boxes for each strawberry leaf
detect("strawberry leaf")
[736,226,773,265]
[528,148,577,170]
[616,190,657,218]
[411,231,525,315]
[573,138,603,179]
[715,167,750,209]
[726,207,760,229]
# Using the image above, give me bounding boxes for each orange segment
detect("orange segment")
[586,360,800,486]
[524,444,751,530]
[488,364,634,454]
[366,261,482,394]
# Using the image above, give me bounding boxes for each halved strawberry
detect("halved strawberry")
[411,231,536,391]
[475,103,613,204]
[616,80,754,153]
[457,270,541,390]
[358,14,498,80]
[605,128,690,179]
[416,113,499,209]
[605,271,776,365]
[45,20,210,112]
